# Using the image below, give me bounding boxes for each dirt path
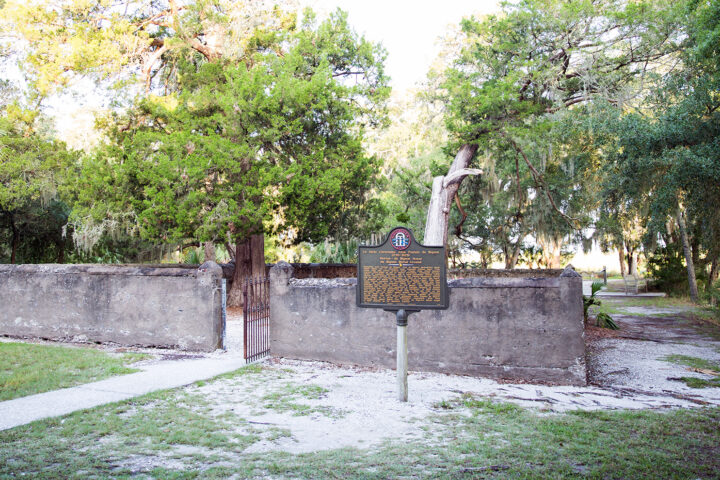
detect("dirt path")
[586,297,720,405]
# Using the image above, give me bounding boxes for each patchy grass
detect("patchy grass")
[663,355,720,389]
[664,355,720,372]
[260,383,345,418]
[0,342,150,401]
[678,377,720,388]
[1,368,720,479]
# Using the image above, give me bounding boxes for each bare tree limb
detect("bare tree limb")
[142,43,168,93]
[443,168,482,187]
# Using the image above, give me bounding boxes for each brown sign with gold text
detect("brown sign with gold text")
[357,227,448,309]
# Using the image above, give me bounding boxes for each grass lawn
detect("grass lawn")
[0,341,149,401]
[1,364,718,479]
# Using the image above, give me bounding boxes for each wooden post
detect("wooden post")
[396,309,408,402]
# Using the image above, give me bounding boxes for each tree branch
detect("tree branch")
[454,193,467,237]
[443,168,482,187]
[502,132,580,227]
[143,43,168,94]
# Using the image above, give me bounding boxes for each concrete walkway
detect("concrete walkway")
[0,352,248,431]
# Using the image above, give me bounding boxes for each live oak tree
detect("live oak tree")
[424,0,684,249]
[69,9,389,304]
[594,0,720,302]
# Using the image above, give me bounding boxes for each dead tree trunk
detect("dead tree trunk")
[676,207,699,303]
[424,144,480,246]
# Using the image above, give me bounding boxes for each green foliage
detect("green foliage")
[646,245,690,295]
[183,247,203,265]
[588,0,720,296]
[596,312,619,330]
[1,1,299,99]
[71,9,389,250]
[308,239,359,264]
[583,281,617,328]
[583,281,605,324]
[428,0,684,266]
[0,115,77,263]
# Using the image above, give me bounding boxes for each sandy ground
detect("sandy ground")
[183,349,720,455]
[176,297,720,455]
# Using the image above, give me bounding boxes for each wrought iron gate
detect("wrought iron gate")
[243,276,270,362]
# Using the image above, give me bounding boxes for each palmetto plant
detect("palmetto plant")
[583,281,618,329]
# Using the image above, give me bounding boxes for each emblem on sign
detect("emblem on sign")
[390,228,411,250]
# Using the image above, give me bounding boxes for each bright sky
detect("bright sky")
[303,0,501,90]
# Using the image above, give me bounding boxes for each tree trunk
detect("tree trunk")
[56,236,65,264]
[203,242,216,262]
[709,255,719,306]
[705,253,720,307]
[9,212,18,264]
[691,236,700,267]
[709,255,719,288]
[627,247,637,276]
[227,233,265,307]
[676,207,699,303]
[618,244,626,276]
[505,241,522,269]
[424,144,480,247]
[224,242,236,261]
[251,234,265,276]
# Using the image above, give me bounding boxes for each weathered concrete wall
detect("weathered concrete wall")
[270,263,586,385]
[0,262,224,351]
[220,262,356,283]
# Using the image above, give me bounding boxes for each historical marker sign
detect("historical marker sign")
[357,227,448,310]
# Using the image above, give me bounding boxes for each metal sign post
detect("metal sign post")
[357,227,448,402]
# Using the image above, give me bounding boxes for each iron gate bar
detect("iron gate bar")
[243,275,270,362]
